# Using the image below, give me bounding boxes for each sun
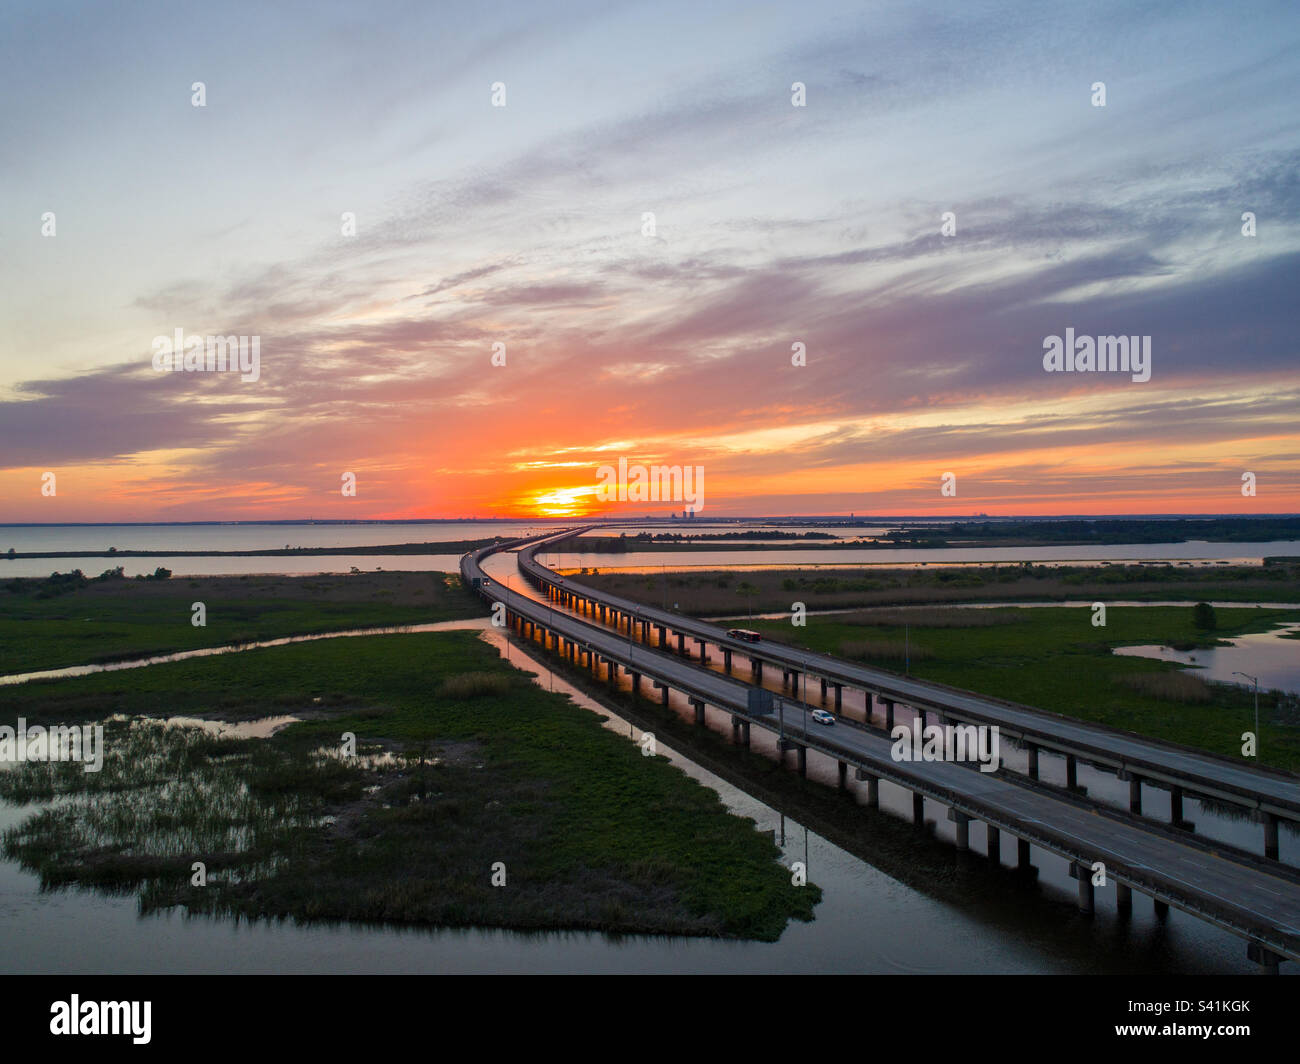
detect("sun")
[526,485,599,517]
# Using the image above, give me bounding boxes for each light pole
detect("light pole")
[504,574,512,662]
[1234,671,1260,756]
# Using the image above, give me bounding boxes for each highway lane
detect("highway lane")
[466,536,1300,963]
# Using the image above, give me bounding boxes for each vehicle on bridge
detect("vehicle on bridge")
[727,628,762,643]
[811,709,835,726]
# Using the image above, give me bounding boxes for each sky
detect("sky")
[1,0,1297,521]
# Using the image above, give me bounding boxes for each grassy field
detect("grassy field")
[739,604,1300,772]
[0,570,481,674]
[0,631,817,940]
[576,561,1300,615]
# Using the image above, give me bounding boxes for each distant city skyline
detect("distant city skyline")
[2,0,1298,521]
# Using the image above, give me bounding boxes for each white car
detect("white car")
[810,709,835,726]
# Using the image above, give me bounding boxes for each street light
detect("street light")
[1234,671,1260,757]
[503,574,511,661]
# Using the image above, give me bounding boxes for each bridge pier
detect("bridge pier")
[656,681,669,707]
[676,632,686,656]
[797,745,807,777]
[1153,898,1169,920]
[723,649,732,673]
[986,824,1000,863]
[657,625,666,648]
[1116,882,1132,917]
[1017,837,1032,872]
[1129,775,1143,815]
[949,809,971,851]
[1247,943,1283,975]
[695,638,708,663]
[1170,785,1185,826]
[834,684,843,714]
[838,761,847,790]
[1065,754,1077,791]
[820,678,828,699]
[691,699,705,726]
[753,660,763,682]
[1025,742,1039,781]
[1071,863,1095,914]
[1261,812,1279,861]
[881,698,893,730]
[854,769,879,807]
[912,792,925,826]
[631,672,641,696]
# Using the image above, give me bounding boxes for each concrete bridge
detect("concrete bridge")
[463,529,1300,971]
[518,531,1300,867]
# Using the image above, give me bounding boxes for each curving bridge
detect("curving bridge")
[462,527,1300,970]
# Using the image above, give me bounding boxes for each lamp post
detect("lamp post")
[1234,671,1260,756]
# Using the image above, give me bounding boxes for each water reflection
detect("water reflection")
[1114,622,1300,695]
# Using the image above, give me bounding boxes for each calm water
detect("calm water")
[3,520,1296,578]
[1114,622,1300,695]
[0,522,567,554]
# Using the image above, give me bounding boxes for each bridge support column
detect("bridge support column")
[1072,863,1094,914]
[820,678,828,699]
[986,825,1000,862]
[607,660,618,685]
[912,791,925,826]
[658,682,669,707]
[1025,742,1039,780]
[1248,943,1283,975]
[1129,776,1143,815]
[1169,785,1184,825]
[691,699,705,726]
[882,698,893,730]
[949,809,970,851]
[834,685,843,713]
[797,745,807,777]
[732,716,742,744]
[695,638,707,662]
[1116,882,1132,917]
[657,626,666,648]
[754,660,763,681]
[1153,899,1169,920]
[676,632,685,655]
[1065,754,1077,791]
[1017,838,1032,872]
[854,770,879,808]
[1261,812,1279,861]
[631,672,641,696]
[838,761,847,790]
[723,649,732,673]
